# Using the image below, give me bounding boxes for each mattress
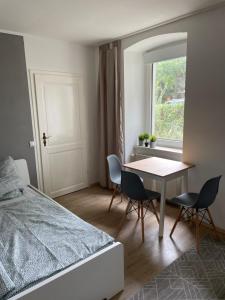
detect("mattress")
[0,187,114,299]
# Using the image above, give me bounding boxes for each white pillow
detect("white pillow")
[0,156,18,177]
[0,157,25,200]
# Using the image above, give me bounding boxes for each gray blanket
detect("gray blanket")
[0,262,14,298]
[0,188,114,299]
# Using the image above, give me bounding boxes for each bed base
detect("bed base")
[9,242,124,300]
[9,159,124,300]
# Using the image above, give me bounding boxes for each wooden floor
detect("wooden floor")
[56,186,200,300]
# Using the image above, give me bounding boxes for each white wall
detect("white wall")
[124,51,145,161]
[122,6,225,230]
[143,41,187,64]
[24,35,98,185]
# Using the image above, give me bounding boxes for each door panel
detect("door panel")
[48,147,85,197]
[34,73,88,197]
[43,82,81,146]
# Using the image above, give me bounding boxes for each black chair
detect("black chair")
[170,176,222,253]
[121,170,161,242]
[107,154,143,212]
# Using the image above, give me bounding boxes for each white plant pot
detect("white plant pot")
[150,141,157,148]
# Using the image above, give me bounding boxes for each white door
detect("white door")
[33,73,88,198]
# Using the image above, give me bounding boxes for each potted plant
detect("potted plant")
[150,135,157,148]
[138,133,145,146]
[143,132,150,147]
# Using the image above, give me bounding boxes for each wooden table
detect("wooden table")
[124,157,194,237]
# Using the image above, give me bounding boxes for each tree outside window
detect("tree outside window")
[152,57,186,141]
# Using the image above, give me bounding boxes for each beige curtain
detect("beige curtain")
[98,40,124,188]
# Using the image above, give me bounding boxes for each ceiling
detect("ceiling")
[0,0,224,45]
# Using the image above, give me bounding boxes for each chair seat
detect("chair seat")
[112,175,143,186]
[170,192,199,207]
[145,189,161,201]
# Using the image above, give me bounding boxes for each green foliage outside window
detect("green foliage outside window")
[154,103,184,140]
[154,57,186,104]
[153,56,186,141]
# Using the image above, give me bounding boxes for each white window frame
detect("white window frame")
[145,41,187,149]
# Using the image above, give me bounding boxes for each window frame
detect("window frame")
[145,42,187,149]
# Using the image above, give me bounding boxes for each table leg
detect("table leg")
[159,179,166,237]
[182,171,188,193]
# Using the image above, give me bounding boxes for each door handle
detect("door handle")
[42,132,51,147]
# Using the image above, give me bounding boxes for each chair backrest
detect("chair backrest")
[121,170,147,201]
[107,154,122,183]
[196,175,222,209]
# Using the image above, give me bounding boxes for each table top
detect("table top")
[124,157,193,178]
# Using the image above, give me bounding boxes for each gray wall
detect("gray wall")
[0,33,37,186]
[122,6,225,229]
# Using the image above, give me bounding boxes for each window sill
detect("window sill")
[133,145,183,161]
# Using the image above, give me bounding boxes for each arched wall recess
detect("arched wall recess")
[123,32,187,162]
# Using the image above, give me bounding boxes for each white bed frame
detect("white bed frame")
[9,159,124,300]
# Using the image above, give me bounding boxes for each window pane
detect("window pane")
[152,57,186,141]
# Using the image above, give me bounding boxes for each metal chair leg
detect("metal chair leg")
[170,207,183,237]
[108,185,117,212]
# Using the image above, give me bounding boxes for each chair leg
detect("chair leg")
[108,185,117,212]
[190,208,194,224]
[138,202,140,220]
[170,207,183,237]
[116,199,130,238]
[150,200,159,224]
[207,208,220,239]
[125,198,132,215]
[195,209,200,254]
[120,193,123,203]
[141,201,145,242]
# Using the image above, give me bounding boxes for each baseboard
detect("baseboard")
[89,182,115,191]
[88,182,100,188]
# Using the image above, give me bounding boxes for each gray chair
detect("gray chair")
[170,176,222,253]
[107,154,123,212]
[121,170,160,242]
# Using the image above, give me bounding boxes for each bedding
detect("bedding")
[0,157,17,178]
[0,157,24,200]
[0,187,114,299]
[0,190,22,201]
[0,262,15,298]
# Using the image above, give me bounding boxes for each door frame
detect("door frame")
[28,70,86,192]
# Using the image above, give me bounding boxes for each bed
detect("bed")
[0,159,124,300]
